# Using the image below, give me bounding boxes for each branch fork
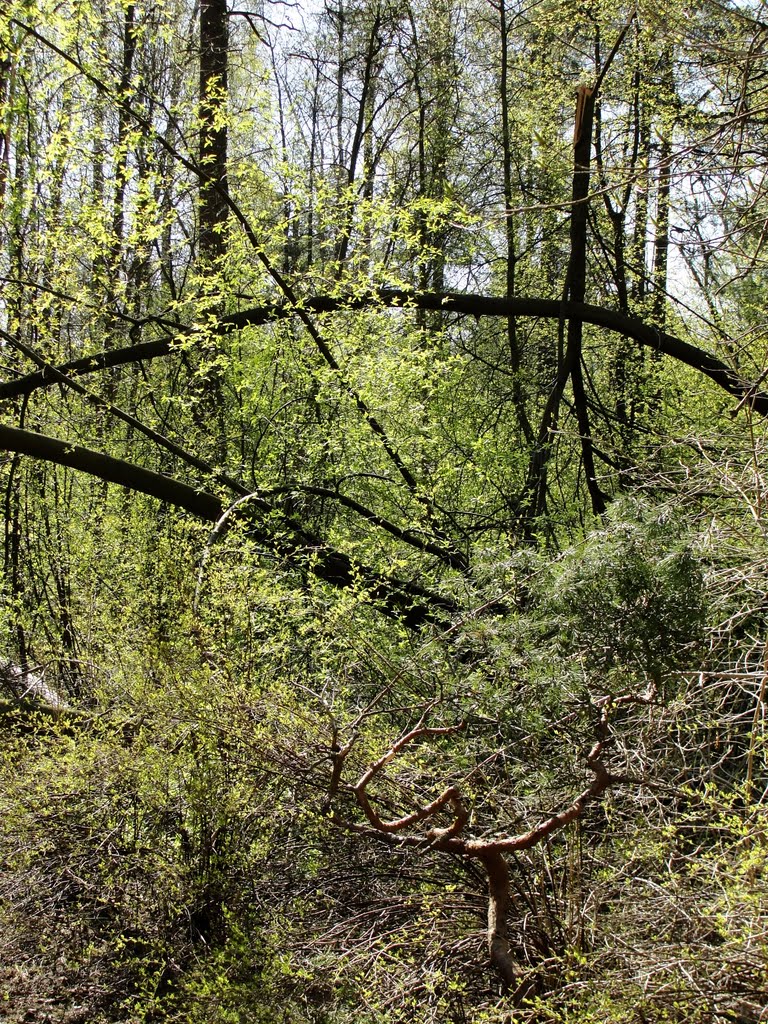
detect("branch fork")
[325,698,630,994]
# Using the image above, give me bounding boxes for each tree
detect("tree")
[1,0,767,1019]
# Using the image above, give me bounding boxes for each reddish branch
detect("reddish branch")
[352,713,469,834]
[327,702,619,995]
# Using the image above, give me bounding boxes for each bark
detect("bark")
[521,21,635,521]
[0,424,456,628]
[0,327,247,496]
[499,0,532,442]
[110,4,136,279]
[0,423,223,520]
[3,291,766,414]
[523,84,603,523]
[199,0,229,261]
[3,325,466,570]
[652,133,672,330]
[478,848,517,991]
[333,10,382,271]
[196,0,230,454]
[0,31,15,210]
[334,701,619,992]
[565,85,607,517]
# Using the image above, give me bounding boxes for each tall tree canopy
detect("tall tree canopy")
[0,1,767,1021]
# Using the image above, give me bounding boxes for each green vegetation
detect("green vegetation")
[0,0,767,1020]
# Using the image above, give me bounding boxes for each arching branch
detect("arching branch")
[0,424,456,629]
[2,290,765,415]
[0,423,223,520]
[9,18,442,543]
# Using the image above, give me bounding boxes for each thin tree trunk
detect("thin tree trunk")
[478,849,517,991]
[524,85,606,524]
[566,86,605,516]
[0,33,16,212]
[199,0,229,262]
[197,0,229,457]
[499,0,532,442]
[652,134,671,330]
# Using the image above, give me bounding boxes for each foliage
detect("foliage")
[540,502,707,690]
[1,0,768,1020]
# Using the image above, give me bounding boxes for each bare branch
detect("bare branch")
[2,291,764,416]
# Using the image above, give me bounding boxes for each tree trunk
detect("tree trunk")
[478,849,517,991]
[524,85,606,525]
[566,85,606,516]
[499,0,532,443]
[199,0,229,262]
[197,0,229,456]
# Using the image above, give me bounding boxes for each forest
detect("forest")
[0,0,767,1020]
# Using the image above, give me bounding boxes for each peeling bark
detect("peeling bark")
[478,848,516,991]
